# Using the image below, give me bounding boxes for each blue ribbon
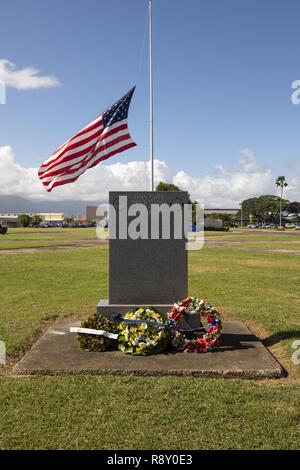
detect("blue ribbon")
[112,314,166,328]
[113,313,208,333]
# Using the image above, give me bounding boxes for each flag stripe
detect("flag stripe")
[42,138,135,186]
[38,87,136,192]
[39,122,104,173]
[44,141,136,192]
[42,135,135,185]
[88,141,136,170]
[39,131,102,176]
[39,120,128,176]
[39,127,131,179]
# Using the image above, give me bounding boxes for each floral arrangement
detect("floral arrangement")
[167,297,222,353]
[77,315,118,352]
[72,297,222,355]
[117,307,172,355]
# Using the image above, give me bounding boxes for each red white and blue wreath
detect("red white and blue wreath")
[166,297,222,353]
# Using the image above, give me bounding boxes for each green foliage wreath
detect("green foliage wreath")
[117,308,171,355]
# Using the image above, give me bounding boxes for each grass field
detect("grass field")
[0,228,300,449]
[0,227,98,250]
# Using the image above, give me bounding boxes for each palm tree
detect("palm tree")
[275,176,288,227]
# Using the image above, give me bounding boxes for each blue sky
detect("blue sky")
[0,0,300,205]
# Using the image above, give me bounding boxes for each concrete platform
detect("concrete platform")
[12,318,284,379]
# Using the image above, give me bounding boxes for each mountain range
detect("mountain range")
[0,195,100,215]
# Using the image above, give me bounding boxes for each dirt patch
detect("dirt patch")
[204,241,243,248]
[191,266,230,273]
[235,259,284,267]
[291,415,300,426]
[267,249,300,255]
[0,241,107,254]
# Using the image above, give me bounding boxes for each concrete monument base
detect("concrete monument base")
[12,318,285,379]
[97,299,172,319]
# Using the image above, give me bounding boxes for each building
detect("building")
[73,215,87,223]
[204,218,223,229]
[85,205,239,229]
[0,212,64,227]
[86,205,107,223]
[0,213,27,227]
[203,209,239,229]
[38,213,64,223]
[86,206,97,223]
[204,208,239,216]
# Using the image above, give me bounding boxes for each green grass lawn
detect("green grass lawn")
[0,230,300,449]
[0,227,98,250]
[0,376,299,450]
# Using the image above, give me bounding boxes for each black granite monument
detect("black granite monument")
[97,191,189,318]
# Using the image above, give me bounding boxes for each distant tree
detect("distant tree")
[18,214,31,227]
[286,201,300,214]
[156,182,182,192]
[156,181,195,204]
[218,214,233,227]
[31,215,42,226]
[240,195,289,224]
[275,176,288,227]
[156,182,198,224]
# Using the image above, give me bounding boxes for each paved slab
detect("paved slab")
[12,319,284,379]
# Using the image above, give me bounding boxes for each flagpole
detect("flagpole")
[149,0,154,191]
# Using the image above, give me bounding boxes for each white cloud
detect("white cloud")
[172,148,280,207]
[0,146,170,202]
[0,145,299,207]
[0,59,60,90]
[214,164,229,175]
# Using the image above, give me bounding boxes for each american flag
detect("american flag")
[38,87,136,192]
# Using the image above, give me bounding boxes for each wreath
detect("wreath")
[76,315,118,352]
[167,297,222,353]
[117,307,171,355]
[71,297,222,354]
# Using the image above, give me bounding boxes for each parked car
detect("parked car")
[295,224,300,230]
[0,224,7,234]
[285,223,296,228]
